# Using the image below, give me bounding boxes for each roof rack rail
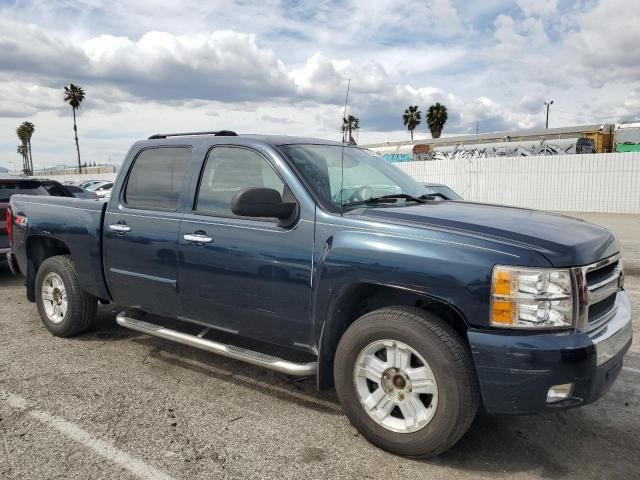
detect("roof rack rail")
[148,130,238,140]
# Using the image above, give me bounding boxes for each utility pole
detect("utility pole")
[545,100,554,129]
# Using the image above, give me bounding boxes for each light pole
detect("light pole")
[545,100,554,129]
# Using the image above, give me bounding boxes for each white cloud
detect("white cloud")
[567,0,640,85]
[1,0,640,167]
[515,0,558,17]
[0,80,62,118]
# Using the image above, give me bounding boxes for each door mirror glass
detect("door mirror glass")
[231,187,295,220]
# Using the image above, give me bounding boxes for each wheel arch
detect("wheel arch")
[316,282,470,390]
[25,235,71,302]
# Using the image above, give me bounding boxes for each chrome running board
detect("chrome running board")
[115,312,317,376]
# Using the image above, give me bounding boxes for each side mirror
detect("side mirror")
[231,187,296,223]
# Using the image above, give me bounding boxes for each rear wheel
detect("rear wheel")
[35,255,97,337]
[334,306,479,457]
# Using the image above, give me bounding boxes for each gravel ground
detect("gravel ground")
[1,212,639,480]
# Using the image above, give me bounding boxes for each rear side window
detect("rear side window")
[124,147,191,211]
[0,181,48,201]
[195,146,285,217]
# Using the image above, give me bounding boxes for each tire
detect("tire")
[35,255,97,337]
[334,306,479,457]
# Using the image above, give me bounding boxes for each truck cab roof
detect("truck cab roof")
[140,132,345,149]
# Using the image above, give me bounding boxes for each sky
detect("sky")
[0,0,639,168]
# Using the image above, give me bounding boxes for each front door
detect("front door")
[104,146,192,317]
[178,145,314,349]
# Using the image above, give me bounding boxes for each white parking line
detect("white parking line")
[0,391,175,480]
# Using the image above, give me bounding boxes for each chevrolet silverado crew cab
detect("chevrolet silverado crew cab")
[7,131,632,457]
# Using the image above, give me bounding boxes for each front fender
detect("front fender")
[311,221,552,347]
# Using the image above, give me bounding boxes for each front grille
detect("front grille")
[580,254,622,332]
[588,293,617,323]
[586,260,619,286]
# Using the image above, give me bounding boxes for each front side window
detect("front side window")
[279,144,426,211]
[124,147,191,211]
[195,146,285,217]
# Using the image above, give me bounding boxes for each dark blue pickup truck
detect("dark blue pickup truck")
[6,131,632,457]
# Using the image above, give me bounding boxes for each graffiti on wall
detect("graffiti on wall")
[379,138,596,163]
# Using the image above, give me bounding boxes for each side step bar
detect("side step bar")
[115,312,317,376]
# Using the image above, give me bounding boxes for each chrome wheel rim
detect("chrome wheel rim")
[41,272,68,324]
[353,339,438,433]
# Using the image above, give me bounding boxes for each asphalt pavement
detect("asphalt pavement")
[1,212,639,480]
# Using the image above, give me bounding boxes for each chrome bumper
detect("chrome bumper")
[592,291,632,366]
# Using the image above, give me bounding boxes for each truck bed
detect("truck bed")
[9,195,110,300]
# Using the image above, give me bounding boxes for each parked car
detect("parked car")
[7,131,632,458]
[39,180,96,199]
[77,179,105,189]
[422,182,463,200]
[86,181,113,198]
[61,184,99,200]
[2,176,99,257]
[1,175,48,256]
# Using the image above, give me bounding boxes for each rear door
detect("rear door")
[103,146,192,317]
[177,145,315,349]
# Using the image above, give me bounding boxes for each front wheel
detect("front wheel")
[334,307,479,457]
[35,255,97,337]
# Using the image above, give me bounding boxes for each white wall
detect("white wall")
[396,152,640,213]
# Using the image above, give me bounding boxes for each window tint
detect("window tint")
[196,147,284,217]
[125,147,191,211]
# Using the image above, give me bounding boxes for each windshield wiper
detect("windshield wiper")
[342,193,428,208]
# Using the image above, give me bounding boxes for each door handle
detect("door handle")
[109,224,131,233]
[184,233,213,244]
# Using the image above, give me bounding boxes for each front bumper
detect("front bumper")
[468,291,632,414]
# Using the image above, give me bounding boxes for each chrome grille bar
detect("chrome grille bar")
[575,253,623,333]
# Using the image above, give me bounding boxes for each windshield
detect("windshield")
[279,145,427,211]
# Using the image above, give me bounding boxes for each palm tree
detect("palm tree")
[64,84,86,173]
[402,106,422,141]
[426,102,448,139]
[16,124,32,175]
[20,121,35,174]
[341,115,360,144]
[17,145,29,175]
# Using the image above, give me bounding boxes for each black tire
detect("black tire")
[35,255,97,337]
[334,306,479,457]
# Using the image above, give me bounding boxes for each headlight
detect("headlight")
[490,266,574,329]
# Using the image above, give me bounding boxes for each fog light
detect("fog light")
[547,383,574,403]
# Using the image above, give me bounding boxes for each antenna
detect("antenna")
[340,78,351,216]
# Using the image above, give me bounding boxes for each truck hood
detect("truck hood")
[360,201,618,267]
